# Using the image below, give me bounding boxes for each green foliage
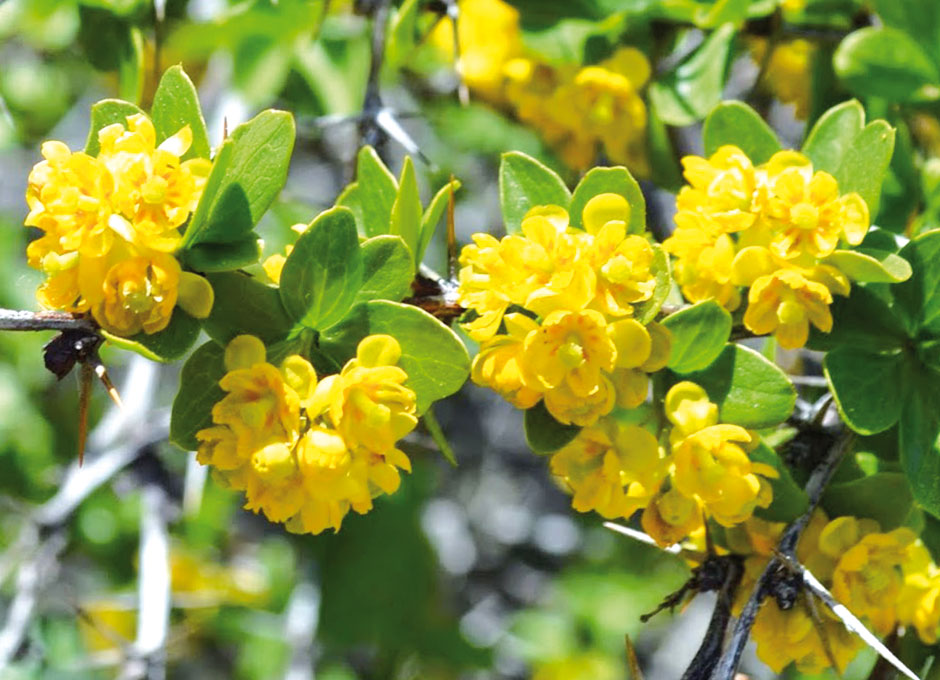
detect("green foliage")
[499,151,572,233]
[279,206,364,331]
[802,100,865,175]
[823,472,915,530]
[751,442,809,522]
[633,245,672,324]
[662,300,732,373]
[170,341,227,450]
[703,101,781,163]
[151,65,211,161]
[824,347,903,434]
[649,24,736,126]
[101,309,200,363]
[320,301,470,414]
[834,27,940,103]
[84,98,144,155]
[203,272,295,346]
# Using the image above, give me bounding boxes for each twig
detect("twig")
[681,558,743,680]
[358,0,393,153]
[119,485,172,680]
[0,308,97,333]
[708,429,854,680]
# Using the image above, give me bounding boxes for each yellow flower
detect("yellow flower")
[665,225,741,311]
[743,268,833,349]
[898,541,940,644]
[92,248,181,336]
[676,145,758,235]
[664,381,718,443]
[759,158,869,261]
[670,424,777,527]
[829,525,916,635]
[97,114,210,252]
[471,312,542,409]
[641,486,703,546]
[25,140,114,257]
[321,334,419,456]
[550,419,665,519]
[521,309,616,396]
[197,335,417,535]
[751,38,814,120]
[430,0,522,101]
[532,652,620,680]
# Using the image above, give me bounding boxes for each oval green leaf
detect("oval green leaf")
[279,206,364,330]
[569,166,646,235]
[354,235,415,305]
[662,300,732,373]
[824,248,912,283]
[823,472,913,530]
[346,145,398,238]
[203,272,294,345]
[751,441,809,523]
[319,301,470,414]
[824,346,903,435]
[802,100,865,175]
[895,229,940,335]
[703,101,780,164]
[181,110,295,248]
[181,237,261,272]
[499,151,571,234]
[900,372,940,518]
[169,340,226,451]
[834,120,896,218]
[151,64,211,161]
[834,27,940,103]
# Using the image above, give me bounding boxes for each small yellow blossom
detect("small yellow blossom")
[642,486,704,546]
[197,334,417,535]
[551,419,665,520]
[471,313,542,409]
[898,541,940,644]
[676,145,758,234]
[743,268,833,349]
[93,249,181,335]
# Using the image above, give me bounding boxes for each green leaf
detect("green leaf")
[390,156,422,264]
[181,238,262,272]
[751,442,809,523]
[900,371,940,518]
[569,166,646,235]
[181,110,295,248]
[895,229,940,334]
[802,100,865,175]
[871,0,940,63]
[203,272,294,345]
[823,472,914,530]
[422,406,457,466]
[279,207,364,330]
[679,344,796,428]
[524,401,581,454]
[693,0,750,28]
[102,308,200,362]
[648,23,736,126]
[834,27,940,103]
[84,99,145,155]
[834,120,896,217]
[348,146,398,238]
[386,0,421,68]
[418,179,460,265]
[823,249,912,283]
[319,301,470,413]
[702,101,780,164]
[170,341,226,451]
[354,235,415,305]
[824,347,903,435]
[150,65,211,161]
[499,151,571,234]
[633,245,671,324]
[662,300,732,373]
[807,284,907,352]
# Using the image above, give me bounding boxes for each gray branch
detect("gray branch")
[708,429,854,680]
[0,308,97,333]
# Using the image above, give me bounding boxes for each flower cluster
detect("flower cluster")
[550,381,777,544]
[459,193,669,427]
[730,511,940,674]
[24,114,214,336]
[664,145,869,349]
[432,0,650,173]
[750,38,815,120]
[196,334,418,535]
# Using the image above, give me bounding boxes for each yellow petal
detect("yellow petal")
[225,335,267,371]
[731,246,775,286]
[582,193,630,235]
[177,271,215,319]
[608,318,651,368]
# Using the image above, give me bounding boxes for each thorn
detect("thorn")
[93,360,124,410]
[223,116,229,141]
[78,362,93,466]
[625,635,644,679]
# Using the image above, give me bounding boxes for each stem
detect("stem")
[0,308,97,333]
[708,429,854,680]
[681,558,744,680]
